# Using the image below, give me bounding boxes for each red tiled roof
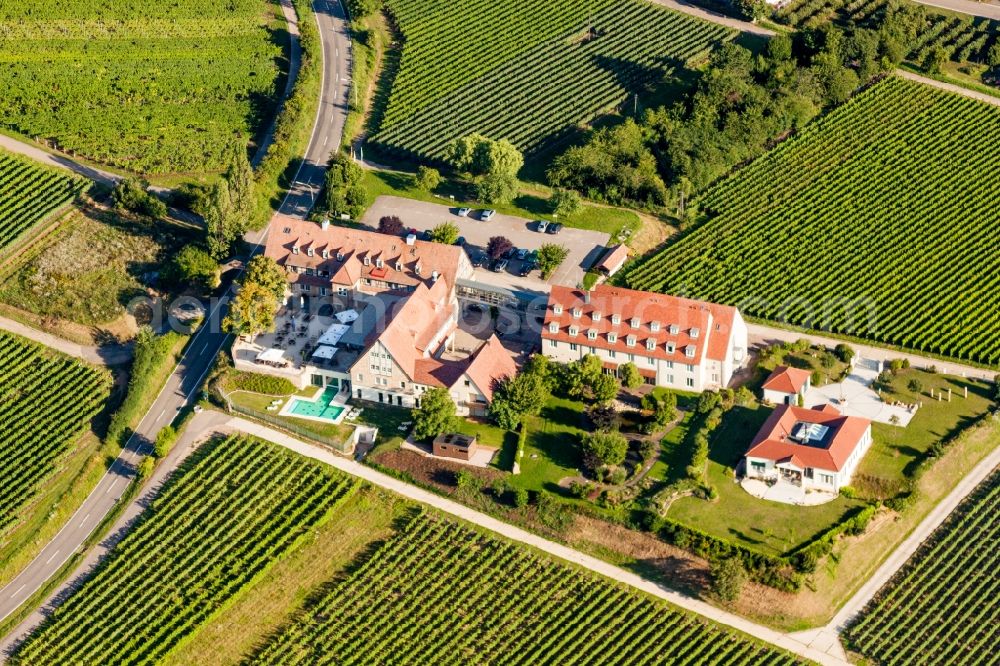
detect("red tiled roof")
[265,214,465,292]
[463,335,517,401]
[542,285,739,365]
[762,365,812,394]
[745,405,871,472]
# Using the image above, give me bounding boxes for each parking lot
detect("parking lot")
[361,195,611,288]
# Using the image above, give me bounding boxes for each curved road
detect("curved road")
[0,0,351,644]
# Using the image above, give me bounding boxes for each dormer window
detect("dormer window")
[668,324,679,335]
[568,326,579,337]
[650,321,660,332]
[646,339,656,351]
[607,332,617,343]
[553,304,563,315]
[592,311,602,322]
[626,335,636,347]
[630,317,640,328]
[666,342,676,354]
[611,314,620,325]
[685,345,696,358]
[587,329,597,340]
[572,307,582,319]
[690,327,700,339]
[336,252,344,261]
[548,322,558,334]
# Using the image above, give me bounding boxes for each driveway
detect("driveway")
[361,195,611,288]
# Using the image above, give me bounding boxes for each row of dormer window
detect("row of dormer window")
[551,322,696,357]
[551,304,699,338]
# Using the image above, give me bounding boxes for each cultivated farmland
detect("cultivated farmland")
[843,465,1000,664]
[13,436,356,663]
[625,76,1000,365]
[0,149,85,254]
[372,0,733,161]
[0,332,110,532]
[251,513,803,665]
[0,0,285,175]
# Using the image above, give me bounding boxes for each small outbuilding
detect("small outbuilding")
[432,433,478,461]
[761,365,812,405]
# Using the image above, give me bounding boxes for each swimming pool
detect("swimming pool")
[284,386,346,423]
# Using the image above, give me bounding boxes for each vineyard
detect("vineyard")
[776,0,999,66]
[372,0,733,161]
[625,76,1000,365]
[0,149,84,254]
[0,332,110,532]
[0,0,285,174]
[251,513,803,665]
[843,465,1000,664]
[13,436,356,664]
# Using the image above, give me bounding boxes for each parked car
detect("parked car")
[546,222,563,235]
[457,207,471,217]
[535,219,548,233]
[480,209,496,221]
[491,258,508,273]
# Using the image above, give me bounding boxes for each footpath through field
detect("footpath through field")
[0,315,130,367]
[646,0,775,35]
[912,0,1000,19]
[897,69,1000,108]
[748,323,996,381]
[192,413,847,666]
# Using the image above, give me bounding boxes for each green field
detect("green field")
[250,513,804,665]
[14,435,355,663]
[0,0,285,175]
[625,76,1000,365]
[844,465,1000,664]
[372,0,733,161]
[0,332,110,532]
[0,149,84,254]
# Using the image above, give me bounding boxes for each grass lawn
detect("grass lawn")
[666,402,866,556]
[857,369,994,492]
[361,168,640,237]
[513,396,586,493]
[165,486,408,666]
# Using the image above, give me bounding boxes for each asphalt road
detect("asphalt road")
[0,0,351,639]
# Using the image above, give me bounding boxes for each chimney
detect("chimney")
[320,218,330,231]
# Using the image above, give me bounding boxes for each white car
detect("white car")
[457,207,471,217]
[480,209,496,221]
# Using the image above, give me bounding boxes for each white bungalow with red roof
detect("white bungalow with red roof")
[761,365,812,405]
[744,404,873,491]
[541,285,748,391]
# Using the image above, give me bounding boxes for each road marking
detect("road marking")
[45,550,60,565]
[11,584,25,599]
